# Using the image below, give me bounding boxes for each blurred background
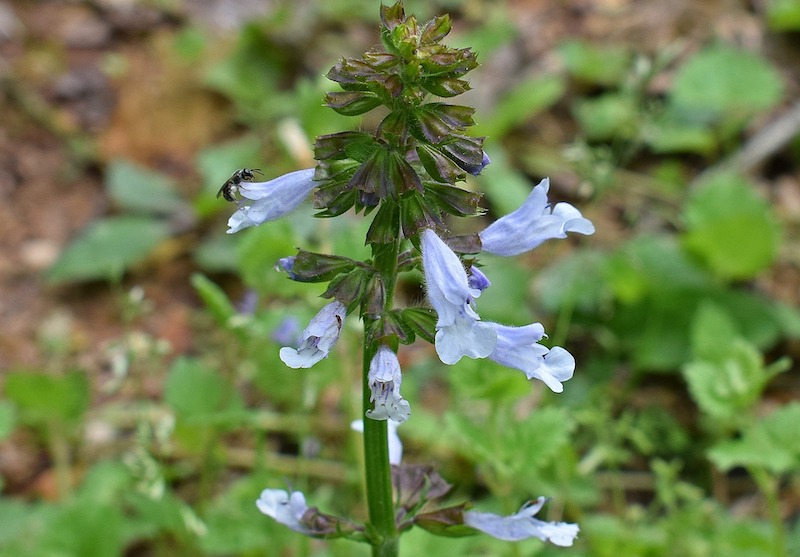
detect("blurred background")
[1,0,799,555]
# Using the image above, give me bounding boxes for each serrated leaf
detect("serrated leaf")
[48,216,171,283]
[682,172,780,279]
[708,403,800,473]
[106,159,186,215]
[671,45,784,115]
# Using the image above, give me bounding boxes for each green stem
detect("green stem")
[362,228,401,557]
[751,467,787,557]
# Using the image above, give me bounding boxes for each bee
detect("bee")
[216,168,263,202]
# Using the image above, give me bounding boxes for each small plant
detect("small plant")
[218,3,594,556]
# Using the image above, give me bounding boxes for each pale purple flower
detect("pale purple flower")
[488,324,575,393]
[467,266,491,292]
[351,418,403,465]
[421,229,497,365]
[256,489,311,534]
[366,346,411,423]
[464,497,579,546]
[279,301,346,368]
[479,178,594,256]
[227,168,317,234]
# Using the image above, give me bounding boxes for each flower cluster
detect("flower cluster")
[219,2,594,552]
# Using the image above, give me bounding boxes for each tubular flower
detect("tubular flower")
[256,489,312,534]
[478,178,595,256]
[365,346,411,423]
[227,168,317,234]
[421,229,497,365]
[488,324,575,393]
[464,497,579,546]
[279,301,346,369]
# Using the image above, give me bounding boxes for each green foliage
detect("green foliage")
[767,0,800,30]
[106,159,186,215]
[47,216,172,283]
[670,45,784,116]
[4,370,89,426]
[476,75,566,138]
[708,403,800,474]
[559,40,633,86]
[682,303,789,422]
[682,173,781,280]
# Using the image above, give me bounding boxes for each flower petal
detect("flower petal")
[279,301,346,368]
[463,497,579,546]
[366,346,411,423]
[256,489,311,534]
[479,178,594,256]
[227,168,317,234]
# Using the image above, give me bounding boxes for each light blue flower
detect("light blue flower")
[256,489,311,534]
[279,301,346,368]
[421,229,497,365]
[227,168,317,234]
[479,178,594,256]
[488,323,575,393]
[365,346,411,423]
[467,265,491,292]
[464,497,579,546]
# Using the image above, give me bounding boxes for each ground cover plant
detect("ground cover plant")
[1,1,799,556]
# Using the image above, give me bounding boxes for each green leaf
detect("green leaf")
[4,370,89,426]
[106,159,186,215]
[670,45,784,115]
[682,172,780,279]
[708,403,800,473]
[195,135,263,216]
[191,273,237,329]
[559,40,632,86]
[476,75,565,138]
[689,302,740,361]
[574,93,639,141]
[767,0,800,31]
[47,216,171,283]
[164,358,243,420]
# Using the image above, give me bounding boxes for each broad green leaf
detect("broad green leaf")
[164,357,243,420]
[708,403,800,473]
[670,45,783,115]
[682,173,780,279]
[47,216,171,283]
[106,159,186,215]
[559,40,632,86]
[574,93,639,141]
[689,302,740,361]
[4,370,89,425]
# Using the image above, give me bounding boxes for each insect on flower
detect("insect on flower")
[217,168,263,202]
